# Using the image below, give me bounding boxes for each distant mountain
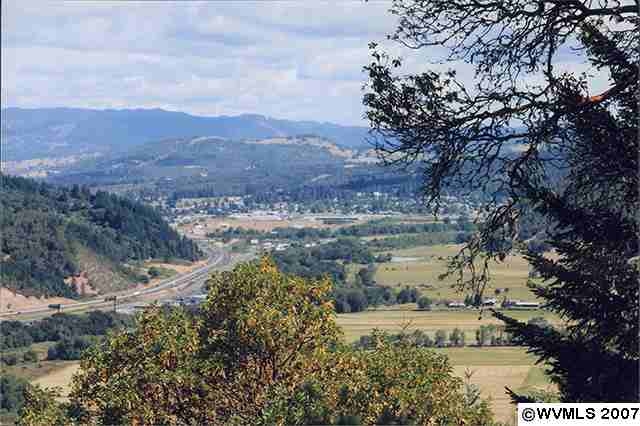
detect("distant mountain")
[46,135,383,196]
[1,107,370,161]
[0,174,202,299]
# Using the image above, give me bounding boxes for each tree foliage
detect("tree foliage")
[0,174,202,298]
[20,258,495,425]
[364,0,638,402]
[0,311,133,351]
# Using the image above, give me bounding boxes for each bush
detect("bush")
[417,296,432,310]
[148,266,161,278]
[396,287,420,304]
[1,354,18,366]
[23,350,39,363]
[0,374,28,413]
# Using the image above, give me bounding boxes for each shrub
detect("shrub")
[1,354,18,366]
[417,296,432,310]
[23,350,39,363]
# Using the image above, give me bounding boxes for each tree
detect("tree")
[17,385,69,426]
[463,294,473,307]
[450,328,466,347]
[19,257,495,425]
[475,325,497,347]
[365,0,638,402]
[23,350,39,363]
[396,286,419,304]
[148,266,161,278]
[435,329,448,347]
[417,295,432,310]
[357,263,377,286]
[1,374,28,414]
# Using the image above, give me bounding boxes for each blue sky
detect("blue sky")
[1,1,606,126]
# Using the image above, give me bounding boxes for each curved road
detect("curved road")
[0,249,232,320]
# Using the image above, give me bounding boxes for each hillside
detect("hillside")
[0,108,370,161]
[37,135,422,203]
[46,135,372,184]
[0,175,202,299]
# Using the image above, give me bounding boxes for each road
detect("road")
[0,248,235,320]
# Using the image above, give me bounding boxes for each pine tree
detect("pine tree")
[364,0,638,401]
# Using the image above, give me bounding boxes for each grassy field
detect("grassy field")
[373,244,537,301]
[31,362,81,397]
[2,359,78,383]
[437,347,554,424]
[336,306,560,343]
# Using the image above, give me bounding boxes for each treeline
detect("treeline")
[272,238,373,286]
[170,170,424,202]
[209,218,473,241]
[272,240,423,313]
[366,232,469,250]
[0,174,202,298]
[0,311,133,351]
[354,317,553,350]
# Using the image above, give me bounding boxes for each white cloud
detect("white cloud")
[1,0,607,126]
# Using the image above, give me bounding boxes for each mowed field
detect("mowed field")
[340,242,557,425]
[440,347,554,424]
[336,307,560,343]
[374,244,538,301]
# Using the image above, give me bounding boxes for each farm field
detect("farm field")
[374,244,537,301]
[336,307,560,343]
[437,347,554,424]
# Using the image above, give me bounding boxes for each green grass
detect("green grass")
[521,366,553,388]
[432,346,537,366]
[337,306,560,343]
[373,244,537,301]
[432,347,555,424]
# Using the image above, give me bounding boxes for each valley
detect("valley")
[0,111,555,426]
[2,1,635,424]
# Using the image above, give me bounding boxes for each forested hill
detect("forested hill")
[0,174,202,298]
[1,107,369,160]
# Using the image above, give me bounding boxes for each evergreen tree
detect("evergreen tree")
[364,0,638,401]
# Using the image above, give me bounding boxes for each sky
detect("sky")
[1,1,608,126]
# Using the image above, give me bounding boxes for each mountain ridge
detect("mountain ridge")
[1,107,371,161]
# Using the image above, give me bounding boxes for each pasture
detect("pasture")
[336,307,560,343]
[373,244,537,301]
[440,347,554,424]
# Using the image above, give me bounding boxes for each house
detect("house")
[448,302,466,308]
[514,301,540,309]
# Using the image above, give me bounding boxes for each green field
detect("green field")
[372,244,538,301]
[438,347,554,424]
[336,306,560,343]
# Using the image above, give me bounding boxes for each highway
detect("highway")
[0,249,233,320]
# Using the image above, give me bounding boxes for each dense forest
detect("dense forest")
[0,174,202,298]
[272,239,403,313]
